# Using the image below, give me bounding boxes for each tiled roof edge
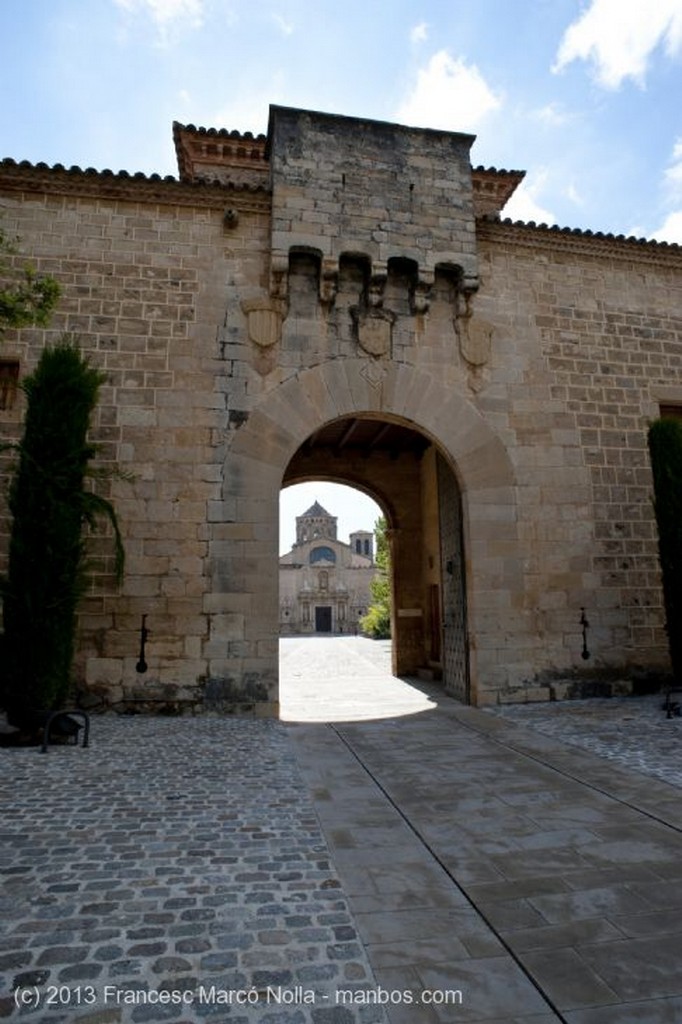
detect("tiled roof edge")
[0,156,269,193]
[478,213,682,256]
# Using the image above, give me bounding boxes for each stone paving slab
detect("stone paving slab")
[289,721,561,1023]
[282,637,682,1024]
[0,716,388,1024]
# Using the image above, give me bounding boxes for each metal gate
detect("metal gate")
[437,452,469,701]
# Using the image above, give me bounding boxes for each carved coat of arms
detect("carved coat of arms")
[457,315,493,367]
[241,299,285,348]
[353,309,395,358]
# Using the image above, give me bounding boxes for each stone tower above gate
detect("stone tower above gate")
[266,106,480,306]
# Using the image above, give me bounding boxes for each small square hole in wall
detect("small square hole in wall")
[0,360,20,411]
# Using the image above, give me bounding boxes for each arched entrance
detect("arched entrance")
[215,360,517,715]
[281,416,469,700]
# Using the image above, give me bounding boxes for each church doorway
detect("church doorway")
[315,607,332,632]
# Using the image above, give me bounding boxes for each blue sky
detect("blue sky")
[4,0,682,241]
[3,0,682,547]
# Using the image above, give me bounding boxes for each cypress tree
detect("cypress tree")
[1,339,124,728]
[647,417,682,683]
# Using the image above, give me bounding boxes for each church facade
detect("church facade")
[1,105,681,714]
[279,502,375,635]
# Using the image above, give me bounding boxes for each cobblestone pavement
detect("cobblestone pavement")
[4,641,682,1024]
[0,715,387,1024]
[484,693,682,789]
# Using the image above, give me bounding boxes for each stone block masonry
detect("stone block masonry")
[476,222,682,682]
[267,106,479,292]
[1,105,682,711]
[0,170,272,712]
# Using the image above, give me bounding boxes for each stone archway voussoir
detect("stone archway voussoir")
[455,437,515,489]
[229,408,296,467]
[251,386,320,454]
[316,360,355,420]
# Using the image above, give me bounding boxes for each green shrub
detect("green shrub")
[0,225,59,333]
[360,516,391,639]
[360,600,391,640]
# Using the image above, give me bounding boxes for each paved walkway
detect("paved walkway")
[1,637,681,1023]
[282,638,682,1024]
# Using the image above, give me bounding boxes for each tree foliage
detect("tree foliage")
[0,339,124,726]
[361,516,391,639]
[647,417,682,682]
[0,225,60,334]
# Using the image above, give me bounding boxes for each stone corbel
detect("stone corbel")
[461,271,480,294]
[319,259,338,306]
[411,270,433,314]
[368,265,387,309]
[269,253,289,301]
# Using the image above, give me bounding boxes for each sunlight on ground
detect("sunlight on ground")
[279,636,439,723]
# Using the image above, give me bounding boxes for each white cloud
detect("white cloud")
[396,50,501,132]
[503,171,556,225]
[410,21,428,44]
[114,0,205,44]
[650,139,682,242]
[565,182,584,206]
[652,210,682,243]
[531,102,570,126]
[664,138,682,194]
[273,13,294,35]
[115,0,204,24]
[553,0,682,88]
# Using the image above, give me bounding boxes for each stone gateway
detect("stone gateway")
[1,105,681,714]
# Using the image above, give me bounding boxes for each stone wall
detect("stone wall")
[474,221,682,692]
[0,167,270,711]
[1,106,682,712]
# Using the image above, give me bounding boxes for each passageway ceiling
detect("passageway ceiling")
[282,417,432,525]
[284,417,430,475]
